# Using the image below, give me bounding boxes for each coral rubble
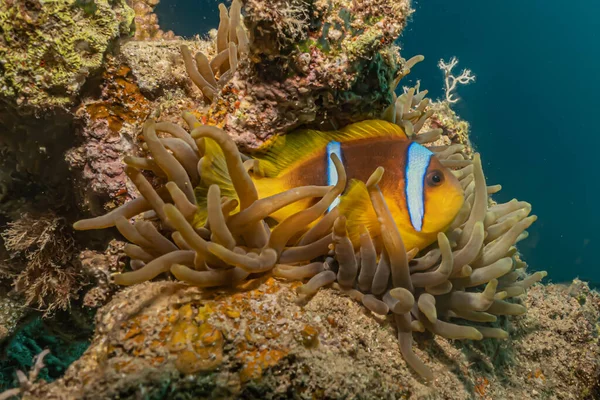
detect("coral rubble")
[0,294,27,344]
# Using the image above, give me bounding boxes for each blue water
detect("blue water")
[155,0,600,285]
[399,0,600,285]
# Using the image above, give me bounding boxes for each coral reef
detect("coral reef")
[22,279,600,399]
[0,0,134,111]
[0,0,135,191]
[0,0,137,327]
[0,0,591,397]
[180,0,414,150]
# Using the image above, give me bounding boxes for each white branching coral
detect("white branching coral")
[438,57,476,104]
[0,349,50,400]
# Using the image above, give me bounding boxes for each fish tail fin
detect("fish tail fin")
[338,179,381,246]
[192,137,240,227]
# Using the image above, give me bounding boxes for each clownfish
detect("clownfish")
[198,120,464,251]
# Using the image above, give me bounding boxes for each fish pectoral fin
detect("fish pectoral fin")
[193,138,240,227]
[338,179,381,246]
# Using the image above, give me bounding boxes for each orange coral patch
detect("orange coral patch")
[300,325,320,348]
[84,61,150,133]
[474,377,489,396]
[239,349,287,383]
[168,321,199,353]
[224,306,241,319]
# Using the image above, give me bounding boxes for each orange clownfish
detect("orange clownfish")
[198,120,464,251]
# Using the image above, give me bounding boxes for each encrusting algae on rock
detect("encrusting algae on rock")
[69,0,547,383]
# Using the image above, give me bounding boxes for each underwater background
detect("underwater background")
[2,0,600,396]
[156,0,600,285]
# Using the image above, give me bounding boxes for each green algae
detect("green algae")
[296,38,330,54]
[0,0,135,110]
[343,25,387,60]
[0,315,92,391]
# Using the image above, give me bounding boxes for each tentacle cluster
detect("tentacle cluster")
[74,114,346,287]
[382,56,444,145]
[180,0,249,102]
[75,38,547,380]
[302,144,546,380]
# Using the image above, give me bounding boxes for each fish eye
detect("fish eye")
[426,170,444,187]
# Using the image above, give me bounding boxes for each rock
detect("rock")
[214,0,414,150]
[0,0,136,209]
[66,40,207,216]
[0,0,134,112]
[25,279,600,399]
[0,294,27,344]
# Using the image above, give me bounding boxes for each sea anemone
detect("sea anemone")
[73,107,546,380]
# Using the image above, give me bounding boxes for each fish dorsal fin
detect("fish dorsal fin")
[254,120,408,178]
[192,137,239,227]
[338,179,381,246]
[336,119,408,142]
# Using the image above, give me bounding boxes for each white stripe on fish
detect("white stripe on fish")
[326,141,342,212]
[405,142,433,232]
